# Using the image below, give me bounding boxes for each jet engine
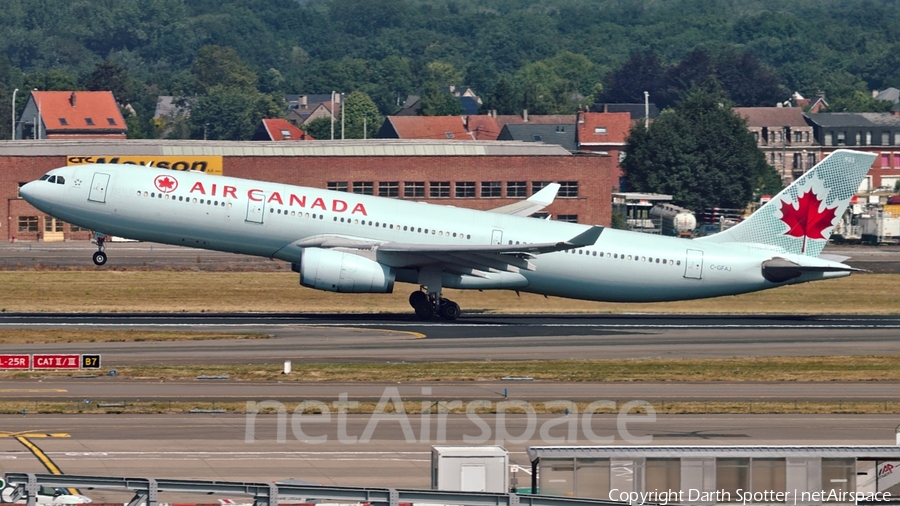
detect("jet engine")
[295,248,395,293]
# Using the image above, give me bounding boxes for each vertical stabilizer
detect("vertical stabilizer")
[697,149,876,256]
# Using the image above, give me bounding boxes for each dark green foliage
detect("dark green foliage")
[622,89,773,212]
[303,117,334,141]
[419,81,462,116]
[1,0,899,139]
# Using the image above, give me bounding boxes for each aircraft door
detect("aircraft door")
[88,173,110,203]
[245,195,265,224]
[684,249,703,279]
[491,230,503,244]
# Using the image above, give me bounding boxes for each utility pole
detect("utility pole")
[11,88,17,140]
[330,91,335,140]
[341,92,345,140]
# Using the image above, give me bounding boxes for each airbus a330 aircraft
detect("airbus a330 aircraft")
[19,149,875,320]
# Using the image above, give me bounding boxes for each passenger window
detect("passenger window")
[466,234,470,239]
[192,198,197,203]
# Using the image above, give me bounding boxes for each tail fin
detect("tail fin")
[697,149,876,257]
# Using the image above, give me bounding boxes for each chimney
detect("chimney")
[300,96,308,109]
[69,92,76,107]
[523,109,528,122]
[873,90,880,99]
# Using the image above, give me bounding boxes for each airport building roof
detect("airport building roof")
[0,139,574,157]
[528,445,900,461]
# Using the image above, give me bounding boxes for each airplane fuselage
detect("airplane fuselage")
[22,164,846,304]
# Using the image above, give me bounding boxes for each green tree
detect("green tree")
[342,91,382,139]
[419,81,462,116]
[303,117,334,141]
[191,45,257,94]
[622,89,772,212]
[83,58,133,104]
[189,85,281,140]
[25,70,78,91]
[827,90,894,113]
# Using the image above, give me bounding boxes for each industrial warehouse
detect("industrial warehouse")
[0,139,612,242]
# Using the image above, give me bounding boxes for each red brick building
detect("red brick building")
[1,139,612,242]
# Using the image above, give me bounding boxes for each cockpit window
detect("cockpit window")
[56,176,65,184]
[39,174,50,181]
[47,175,57,183]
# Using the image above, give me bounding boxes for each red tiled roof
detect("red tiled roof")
[577,112,631,146]
[261,118,314,140]
[734,107,809,127]
[33,91,126,132]
[465,115,501,140]
[384,116,474,140]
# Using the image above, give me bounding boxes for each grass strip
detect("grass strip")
[0,329,270,344]
[0,271,898,314]
[4,356,900,382]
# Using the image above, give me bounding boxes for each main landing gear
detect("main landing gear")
[408,291,461,320]
[409,267,461,320]
[91,233,107,266]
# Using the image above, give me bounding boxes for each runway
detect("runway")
[2,313,900,363]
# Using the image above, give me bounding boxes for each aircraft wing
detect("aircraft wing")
[487,183,560,216]
[289,226,603,275]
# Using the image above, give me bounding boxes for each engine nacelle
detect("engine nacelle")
[295,248,395,293]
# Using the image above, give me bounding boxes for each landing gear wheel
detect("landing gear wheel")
[439,300,461,320]
[413,300,434,320]
[92,251,108,266]
[409,291,428,309]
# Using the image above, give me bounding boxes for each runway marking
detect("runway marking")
[2,323,900,330]
[12,434,79,495]
[0,389,68,393]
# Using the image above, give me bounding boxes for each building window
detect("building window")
[594,127,607,134]
[894,153,900,168]
[70,224,87,232]
[751,459,786,497]
[883,132,890,146]
[793,153,802,169]
[645,459,680,496]
[507,181,527,198]
[794,131,803,143]
[378,181,399,197]
[895,132,900,145]
[532,212,549,219]
[17,216,39,232]
[808,153,816,168]
[327,182,348,192]
[481,181,501,198]
[404,182,424,198]
[532,135,543,142]
[821,459,855,499]
[559,181,579,198]
[85,118,94,126]
[532,181,551,194]
[825,132,833,145]
[44,217,63,233]
[17,182,27,198]
[856,132,862,145]
[753,132,759,143]
[430,182,450,198]
[445,132,454,139]
[352,182,373,195]
[59,118,68,126]
[557,215,578,223]
[717,458,750,502]
[107,118,117,126]
[883,154,890,167]
[455,182,476,198]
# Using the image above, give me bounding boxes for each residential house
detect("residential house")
[285,94,340,125]
[397,86,483,116]
[376,116,474,140]
[464,115,502,141]
[252,118,314,141]
[734,107,819,184]
[17,91,126,140]
[576,111,632,190]
[497,123,577,152]
[806,112,900,191]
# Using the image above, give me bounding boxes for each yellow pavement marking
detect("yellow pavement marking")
[14,436,79,495]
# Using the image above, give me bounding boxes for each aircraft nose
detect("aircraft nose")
[19,181,37,202]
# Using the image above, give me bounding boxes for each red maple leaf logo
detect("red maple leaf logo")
[778,188,837,252]
[154,175,178,193]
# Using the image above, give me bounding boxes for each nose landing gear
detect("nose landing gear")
[91,233,107,266]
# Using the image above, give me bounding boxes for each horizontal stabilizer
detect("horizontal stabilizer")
[761,257,859,283]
